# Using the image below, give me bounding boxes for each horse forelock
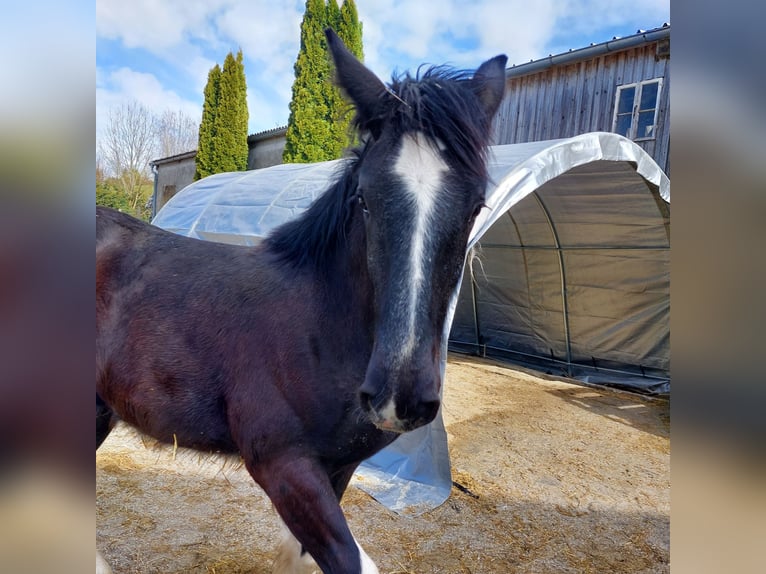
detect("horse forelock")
[353,65,494,183]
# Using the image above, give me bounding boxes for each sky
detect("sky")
[96,0,670,154]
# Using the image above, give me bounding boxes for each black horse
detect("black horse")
[96,29,506,574]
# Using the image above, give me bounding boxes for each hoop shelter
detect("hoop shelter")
[453,133,670,395]
[153,132,669,513]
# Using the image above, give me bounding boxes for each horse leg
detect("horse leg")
[273,518,320,574]
[96,393,116,450]
[272,522,376,574]
[327,466,377,572]
[271,464,376,574]
[250,456,378,574]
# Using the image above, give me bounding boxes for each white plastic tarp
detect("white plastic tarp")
[153,132,670,513]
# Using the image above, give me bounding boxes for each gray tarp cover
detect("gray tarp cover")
[153,132,670,513]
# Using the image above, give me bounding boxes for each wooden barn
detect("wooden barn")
[492,24,670,173]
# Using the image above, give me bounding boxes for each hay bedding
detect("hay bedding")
[97,355,670,573]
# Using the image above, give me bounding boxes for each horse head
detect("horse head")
[326,29,507,433]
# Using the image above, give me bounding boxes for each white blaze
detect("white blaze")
[393,133,448,358]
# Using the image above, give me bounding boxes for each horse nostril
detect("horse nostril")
[417,399,440,425]
[358,388,374,411]
[359,363,386,412]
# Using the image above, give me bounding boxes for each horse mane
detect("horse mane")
[265,149,362,270]
[266,64,494,270]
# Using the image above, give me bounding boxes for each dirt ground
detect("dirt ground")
[97,354,670,574]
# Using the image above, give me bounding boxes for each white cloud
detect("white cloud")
[213,1,304,132]
[97,0,227,52]
[247,56,299,132]
[471,0,559,61]
[96,0,670,141]
[96,0,306,135]
[96,0,302,75]
[97,67,202,149]
[356,0,559,78]
[357,0,668,77]
[558,0,670,34]
[247,86,291,132]
[215,1,303,68]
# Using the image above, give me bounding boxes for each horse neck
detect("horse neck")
[315,216,374,330]
[264,160,374,342]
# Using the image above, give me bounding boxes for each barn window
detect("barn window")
[612,78,663,141]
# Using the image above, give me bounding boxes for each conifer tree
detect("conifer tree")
[334,0,363,150]
[338,1,363,62]
[195,50,249,179]
[283,0,332,163]
[283,0,363,163]
[214,49,249,172]
[327,0,341,30]
[195,64,221,180]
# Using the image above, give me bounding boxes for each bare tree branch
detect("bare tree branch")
[98,101,157,212]
[155,109,198,158]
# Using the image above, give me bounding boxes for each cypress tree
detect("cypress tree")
[283,0,332,163]
[195,64,221,180]
[195,50,249,179]
[334,0,363,150]
[327,0,341,30]
[283,0,363,164]
[214,49,249,172]
[323,0,344,159]
[338,1,363,61]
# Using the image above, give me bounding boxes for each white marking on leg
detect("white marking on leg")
[393,133,448,358]
[96,550,112,574]
[273,518,319,574]
[272,516,379,574]
[355,537,380,574]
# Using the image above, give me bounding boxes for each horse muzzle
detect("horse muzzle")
[359,357,441,433]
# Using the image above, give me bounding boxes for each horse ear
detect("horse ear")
[470,55,508,120]
[325,28,389,126]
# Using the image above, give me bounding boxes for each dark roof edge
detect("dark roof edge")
[506,24,670,79]
[150,149,197,166]
[248,125,288,143]
[150,125,289,165]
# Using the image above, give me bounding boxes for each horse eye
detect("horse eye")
[357,194,369,215]
[472,203,486,218]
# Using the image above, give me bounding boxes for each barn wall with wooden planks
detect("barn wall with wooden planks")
[492,27,670,174]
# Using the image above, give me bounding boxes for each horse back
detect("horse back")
[96,207,252,452]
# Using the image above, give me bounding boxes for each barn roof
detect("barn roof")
[506,23,670,79]
[149,149,197,167]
